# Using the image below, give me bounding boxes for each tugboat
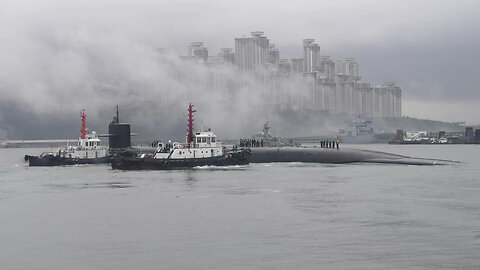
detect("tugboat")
[111,104,250,170]
[27,110,109,166]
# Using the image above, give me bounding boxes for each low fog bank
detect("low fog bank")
[0,30,349,141]
[0,99,468,143]
[0,99,343,141]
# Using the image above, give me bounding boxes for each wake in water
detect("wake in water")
[193,165,250,171]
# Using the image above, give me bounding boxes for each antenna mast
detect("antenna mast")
[187,103,196,148]
[80,110,87,139]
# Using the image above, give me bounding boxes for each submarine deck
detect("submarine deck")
[248,147,458,166]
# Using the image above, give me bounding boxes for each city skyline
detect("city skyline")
[162,31,401,119]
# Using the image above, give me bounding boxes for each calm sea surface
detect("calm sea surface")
[1,144,479,269]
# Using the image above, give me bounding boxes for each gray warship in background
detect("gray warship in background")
[247,122,300,147]
[337,119,394,144]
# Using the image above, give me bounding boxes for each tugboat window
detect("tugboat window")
[212,137,215,143]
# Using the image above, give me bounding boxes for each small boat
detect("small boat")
[111,104,250,170]
[27,110,109,166]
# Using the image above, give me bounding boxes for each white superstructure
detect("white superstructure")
[153,131,224,160]
[60,131,108,159]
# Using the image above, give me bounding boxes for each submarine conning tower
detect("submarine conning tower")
[108,105,131,149]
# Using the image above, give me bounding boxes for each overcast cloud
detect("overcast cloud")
[0,0,479,139]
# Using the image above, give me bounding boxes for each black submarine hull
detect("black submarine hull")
[248,147,458,165]
[111,149,250,170]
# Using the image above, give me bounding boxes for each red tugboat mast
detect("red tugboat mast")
[80,110,86,139]
[187,103,196,148]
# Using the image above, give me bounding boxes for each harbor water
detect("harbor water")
[1,144,479,269]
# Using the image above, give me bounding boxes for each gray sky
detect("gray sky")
[1,0,479,126]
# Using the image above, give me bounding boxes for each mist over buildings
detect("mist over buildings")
[1,0,479,140]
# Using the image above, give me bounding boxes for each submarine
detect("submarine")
[241,123,457,166]
[247,147,458,165]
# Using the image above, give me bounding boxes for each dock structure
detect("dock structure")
[1,139,78,148]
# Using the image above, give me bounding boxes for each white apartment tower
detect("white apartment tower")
[188,42,208,63]
[234,31,270,71]
[372,82,402,118]
[218,48,235,64]
[319,56,335,79]
[335,57,359,79]
[353,82,373,118]
[291,58,304,73]
[269,44,280,63]
[303,39,320,73]
[344,57,360,80]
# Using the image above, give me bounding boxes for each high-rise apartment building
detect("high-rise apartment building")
[188,42,208,63]
[382,82,402,117]
[269,44,280,63]
[218,48,235,64]
[335,58,360,80]
[291,58,304,73]
[319,56,335,79]
[344,57,360,80]
[372,82,402,118]
[234,31,270,71]
[353,82,373,118]
[303,39,320,73]
[277,59,291,74]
